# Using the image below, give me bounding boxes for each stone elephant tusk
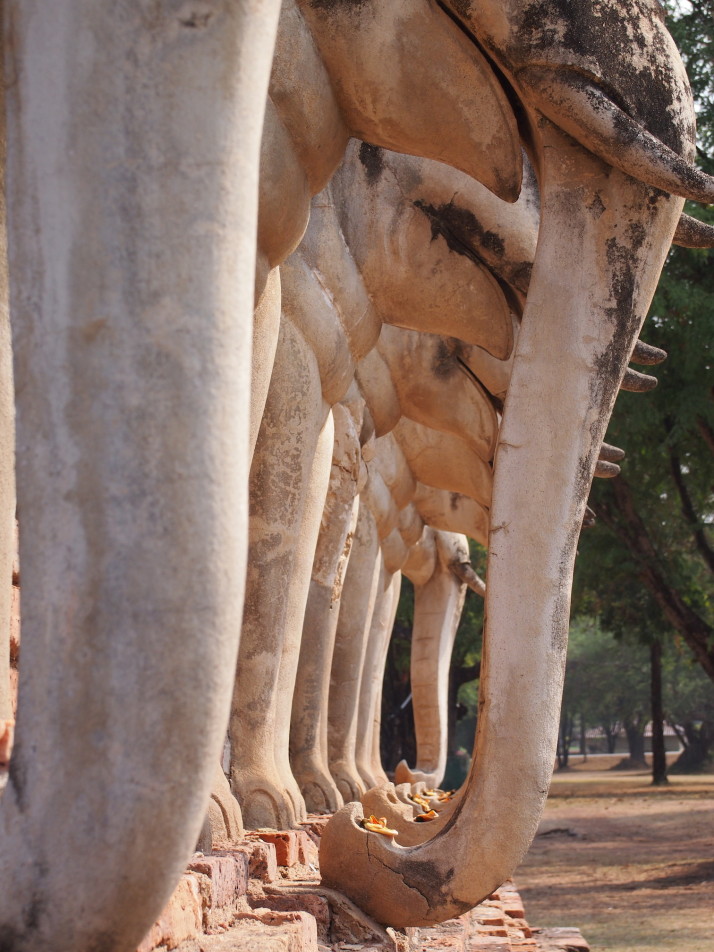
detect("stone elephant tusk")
[673,213,714,248]
[621,368,658,393]
[632,340,667,366]
[449,559,487,598]
[516,67,714,206]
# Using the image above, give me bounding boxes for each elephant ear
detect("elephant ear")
[300,0,522,201]
[378,326,499,464]
[330,142,515,361]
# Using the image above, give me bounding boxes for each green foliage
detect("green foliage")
[664,643,714,726]
[563,617,650,739]
[666,0,714,169]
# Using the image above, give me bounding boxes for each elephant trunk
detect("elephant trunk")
[394,560,466,789]
[319,122,683,927]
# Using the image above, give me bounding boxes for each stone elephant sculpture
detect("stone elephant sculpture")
[1,1,711,949]
[231,0,529,832]
[249,0,523,458]
[231,137,540,829]
[325,427,488,802]
[319,0,714,928]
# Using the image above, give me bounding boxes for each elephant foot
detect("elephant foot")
[330,760,367,803]
[279,768,309,824]
[232,772,298,831]
[361,783,414,823]
[393,782,422,812]
[356,761,379,790]
[293,755,345,813]
[210,762,244,842]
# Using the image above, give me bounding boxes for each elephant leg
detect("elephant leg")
[328,502,381,802]
[368,570,401,784]
[0,45,15,740]
[272,408,333,823]
[394,565,466,788]
[355,566,400,789]
[291,404,361,814]
[230,315,327,830]
[0,1,281,948]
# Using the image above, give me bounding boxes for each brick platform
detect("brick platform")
[135,820,590,952]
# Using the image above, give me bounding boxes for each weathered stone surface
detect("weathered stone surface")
[300,815,332,846]
[258,890,331,942]
[237,840,279,884]
[188,852,250,930]
[198,909,318,952]
[296,830,320,867]
[253,830,300,867]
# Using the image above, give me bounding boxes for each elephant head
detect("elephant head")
[319,0,711,926]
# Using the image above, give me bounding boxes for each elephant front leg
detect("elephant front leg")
[249,267,282,462]
[290,403,362,813]
[230,315,329,830]
[0,1,282,948]
[328,501,381,802]
[355,565,401,789]
[0,43,15,749]
[273,408,334,823]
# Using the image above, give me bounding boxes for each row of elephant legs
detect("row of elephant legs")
[225,314,459,829]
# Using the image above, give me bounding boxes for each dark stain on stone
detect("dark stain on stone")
[587,193,607,218]
[432,339,459,380]
[413,198,532,297]
[358,143,385,185]
[398,856,466,912]
[309,0,370,11]
[442,0,475,17]
[178,10,213,28]
[415,199,506,260]
[23,894,43,934]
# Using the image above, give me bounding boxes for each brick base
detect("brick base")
[136,820,590,952]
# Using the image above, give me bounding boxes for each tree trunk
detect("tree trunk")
[557,712,574,769]
[624,720,647,768]
[579,713,587,761]
[650,640,668,785]
[604,723,620,754]
[670,720,714,772]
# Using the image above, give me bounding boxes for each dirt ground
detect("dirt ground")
[515,755,714,952]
